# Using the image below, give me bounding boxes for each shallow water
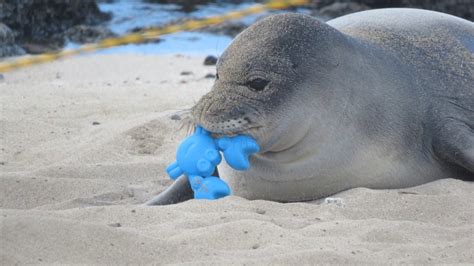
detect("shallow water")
[65,0,310,56]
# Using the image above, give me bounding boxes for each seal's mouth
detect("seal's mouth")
[192,114,265,141]
[196,117,263,138]
[211,125,264,138]
[191,95,265,137]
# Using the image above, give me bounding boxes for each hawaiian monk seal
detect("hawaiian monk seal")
[147,8,473,205]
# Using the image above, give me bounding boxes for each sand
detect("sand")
[1,54,473,264]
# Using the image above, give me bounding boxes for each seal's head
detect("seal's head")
[192,13,348,152]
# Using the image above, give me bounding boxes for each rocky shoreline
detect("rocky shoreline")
[1,0,472,58]
[0,0,112,57]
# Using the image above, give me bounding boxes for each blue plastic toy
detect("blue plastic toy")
[166,126,259,200]
[217,136,260,171]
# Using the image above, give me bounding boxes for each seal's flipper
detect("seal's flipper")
[144,175,193,205]
[433,119,474,179]
[145,168,220,205]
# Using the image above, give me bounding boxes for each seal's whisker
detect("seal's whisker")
[171,109,195,136]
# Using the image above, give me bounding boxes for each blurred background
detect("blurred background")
[1,0,473,58]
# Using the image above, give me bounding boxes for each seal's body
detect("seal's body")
[149,8,473,204]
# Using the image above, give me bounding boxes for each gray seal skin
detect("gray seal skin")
[148,8,473,205]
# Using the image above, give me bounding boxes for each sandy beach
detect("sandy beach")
[1,54,473,264]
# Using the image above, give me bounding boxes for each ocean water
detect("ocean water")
[65,0,310,56]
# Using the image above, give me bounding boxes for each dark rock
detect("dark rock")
[170,114,181,120]
[0,0,111,56]
[0,23,25,57]
[145,0,213,12]
[64,25,116,44]
[130,27,144,33]
[204,73,216,79]
[20,40,63,55]
[180,71,193,75]
[129,26,162,44]
[108,222,121,227]
[309,0,473,21]
[203,55,218,66]
[200,21,248,37]
[92,121,101,125]
[308,0,335,9]
[319,2,370,18]
[145,0,251,13]
[398,0,474,21]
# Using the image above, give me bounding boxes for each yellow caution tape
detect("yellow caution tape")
[0,0,309,73]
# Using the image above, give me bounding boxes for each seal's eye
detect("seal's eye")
[247,78,269,91]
